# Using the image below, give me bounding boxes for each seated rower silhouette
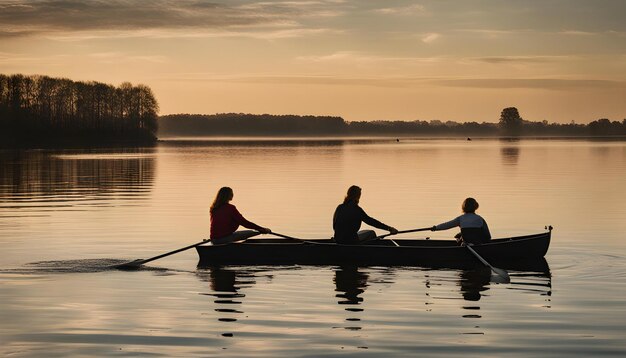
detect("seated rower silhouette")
[431,197,491,244]
[333,185,398,244]
[209,187,271,245]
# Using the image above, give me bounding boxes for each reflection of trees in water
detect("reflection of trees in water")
[161,139,352,148]
[500,147,520,165]
[499,138,521,165]
[0,149,155,207]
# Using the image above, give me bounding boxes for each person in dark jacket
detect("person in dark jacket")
[210,187,271,245]
[333,185,398,244]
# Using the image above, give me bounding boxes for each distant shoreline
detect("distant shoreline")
[159,113,626,139]
[2,135,624,150]
[0,132,157,149]
[157,135,626,141]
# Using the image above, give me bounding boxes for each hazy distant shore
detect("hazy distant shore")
[159,113,626,138]
[156,135,626,144]
[3,70,623,148]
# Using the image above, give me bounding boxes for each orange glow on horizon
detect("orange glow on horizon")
[1,1,624,123]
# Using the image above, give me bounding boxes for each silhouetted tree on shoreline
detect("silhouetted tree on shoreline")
[499,107,523,136]
[0,74,158,146]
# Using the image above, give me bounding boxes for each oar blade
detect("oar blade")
[112,259,145,270]
[491,267,511,283]
[465,244,510,283]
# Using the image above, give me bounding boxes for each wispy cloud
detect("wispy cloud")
[455,29,524,38]
[466,56,571,64]
[0,53,71,66]
[296,51,441,64]
[433,78,626,90]
[89,52,169,64]
[459,28,626,39]
[48,27,342,41]
[560,30,626,37]
[237,1,346,17]
[158,74,626,91]
[421,33,440,43]
[0,0,346,39]
[0,29,38,38]
[0,51,168,67]
[373,4,426,15]
[160,74,434,88]
[559,30,596,36]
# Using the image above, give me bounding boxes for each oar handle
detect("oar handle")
[377,227,432,239]
[270,232,304,241]
[397,227,432,234]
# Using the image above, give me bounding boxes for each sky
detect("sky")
[1,0,625,123]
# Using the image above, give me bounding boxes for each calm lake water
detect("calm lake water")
[1,138,625,357]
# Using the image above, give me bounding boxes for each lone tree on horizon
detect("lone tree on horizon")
[499,107,523,135]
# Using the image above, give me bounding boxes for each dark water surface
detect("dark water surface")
[1,139,625,356]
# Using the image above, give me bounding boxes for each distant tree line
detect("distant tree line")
[160,110,626,137]
[346,119,500,136]
[159,113,346,136]
[0,74,158,146]
[498,107,626,137]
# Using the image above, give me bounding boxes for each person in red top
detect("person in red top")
[209,187,271,245]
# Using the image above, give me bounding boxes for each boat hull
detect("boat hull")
[196,230,551,268]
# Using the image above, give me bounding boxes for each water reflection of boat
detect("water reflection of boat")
[459,258,551,300]
[334,265,370,331]
[335,265,369,305]
[458,267,492,301]
[192,262,551,338]
[195,266,257,331]
[196,230,551,267]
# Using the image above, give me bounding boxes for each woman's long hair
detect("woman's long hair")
[343,185,362,204]
[210,187,233,214]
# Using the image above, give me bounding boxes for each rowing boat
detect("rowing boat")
[196,228,551,267]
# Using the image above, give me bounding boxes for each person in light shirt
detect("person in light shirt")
[431,198,491,244]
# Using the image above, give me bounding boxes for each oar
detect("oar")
[270,232,302,241]
[377,227,432,240]
[269,232,317,244]
[376,227,432,243]
[464,243,510,282]
[114,232,261,269]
